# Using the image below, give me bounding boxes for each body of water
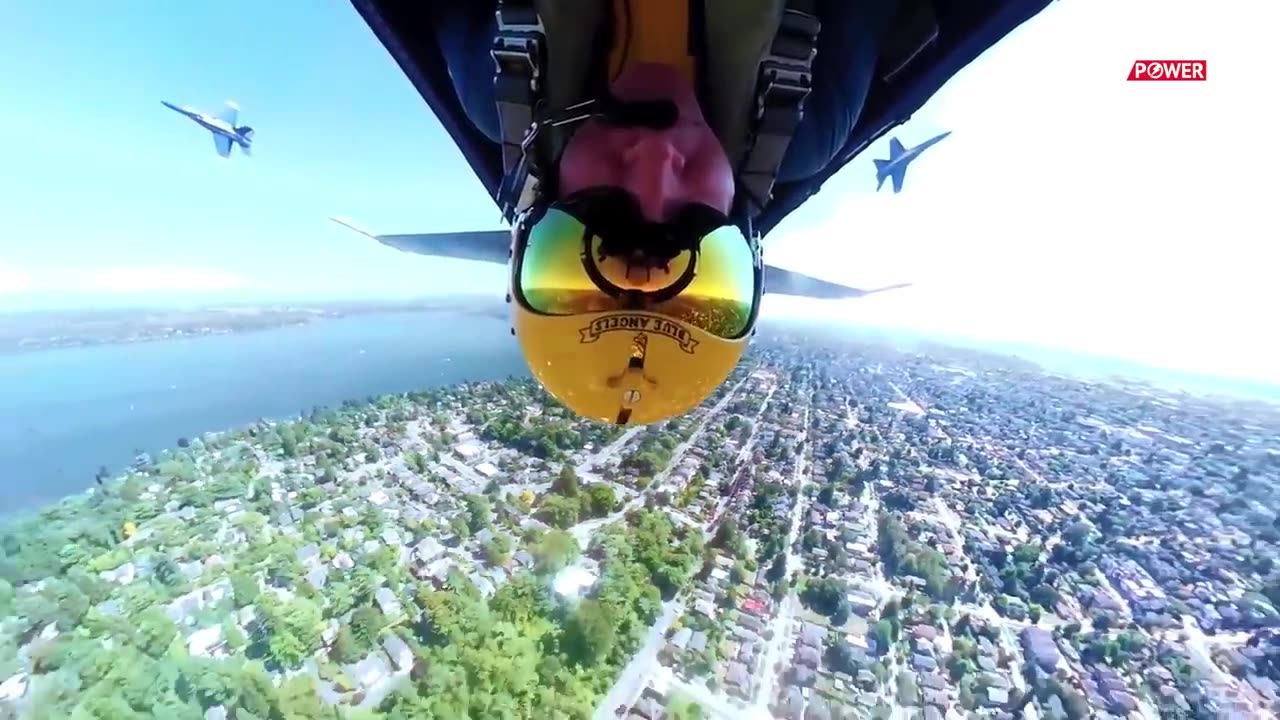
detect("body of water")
[1,311,527,510]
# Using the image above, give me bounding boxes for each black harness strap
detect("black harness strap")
[492,1,546,222]
[735,0,820,225]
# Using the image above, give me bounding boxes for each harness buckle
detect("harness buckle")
[491,5,544,96]
[757,60,813,120]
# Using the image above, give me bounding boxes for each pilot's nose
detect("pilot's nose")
[619,134,688,222]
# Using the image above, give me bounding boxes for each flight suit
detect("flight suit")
[426,0,898,186]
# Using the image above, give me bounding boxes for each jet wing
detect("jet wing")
[213,134,233,158]
[330,218,909,300]
[330,218,512,264]
[764,267,910,300]
[890,166,906,194]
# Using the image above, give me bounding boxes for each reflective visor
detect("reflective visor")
[515,207,758,339]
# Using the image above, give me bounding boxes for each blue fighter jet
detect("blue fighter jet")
[873,131,952,193]
[162,100,255,159]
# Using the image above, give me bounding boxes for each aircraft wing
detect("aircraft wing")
[330,218,908,300]
[891,166,906,194]
[213,133,234,158]
[330,218,512,264]
[763,267,911,300]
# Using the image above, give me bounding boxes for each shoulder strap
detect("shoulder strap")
[701,0,787,178]
[491,0,609,222]
[733,0,820,227]
[537,0,609,162]
[491,1,546,220]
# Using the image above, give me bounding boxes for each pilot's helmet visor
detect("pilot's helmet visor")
[513,206,760,340]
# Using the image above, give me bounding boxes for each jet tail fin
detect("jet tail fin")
[873,159,890,191]
[873,158,908,193]
[218,102,239,127]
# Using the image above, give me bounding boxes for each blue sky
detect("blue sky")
[1,1,1276,382]
[0,1,504,303]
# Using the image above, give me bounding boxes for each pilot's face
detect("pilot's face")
[557,64,735,223]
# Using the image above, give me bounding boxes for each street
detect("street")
[592,600,686,720]
[590,373,780,717]
[666,676,742,719]
[577,426,646,478]
[587,375,759,719]
[752,403,811,715]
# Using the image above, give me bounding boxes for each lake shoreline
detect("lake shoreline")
[5,311,1277,515]
[1,311,528,511]
[0,299,508,356]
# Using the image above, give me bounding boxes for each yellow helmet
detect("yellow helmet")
[509,189,763,425]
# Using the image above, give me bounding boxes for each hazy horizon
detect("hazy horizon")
[3,293,1278,399]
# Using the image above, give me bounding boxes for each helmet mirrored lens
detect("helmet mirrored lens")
[517,208,756,339]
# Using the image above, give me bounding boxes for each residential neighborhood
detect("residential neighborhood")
[2,330,1279,720]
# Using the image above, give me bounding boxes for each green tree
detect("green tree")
[490,574,554,624]
[765,552,787,584]
[236,511,270,537]
[483,534,513,566]
[1013,542,1042,565]
[585,483,618,517]
[236,661,280,719]
[668,694,705,720]
[407,451,428,474]
[280,427,298,458]
[351,606,385,651]
[33,578,92,631]
[75,694,140,720]
[449,514,471,540]
[464,495,492,533]
[277,675,325,719]
[538,495,580,529]
[135,607,178,657]
[552,464,580,497]
[222,619,247,651]
[817,484,835,506]
[331,625,360,664]
[870,620,894,656]
[563,599,618,666]
[261,595,324,669]
[180,657,241,709]
[712,517,740,549]
[229,571,259,608]
[1029,604,1044,623]
[533,530,580,574]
